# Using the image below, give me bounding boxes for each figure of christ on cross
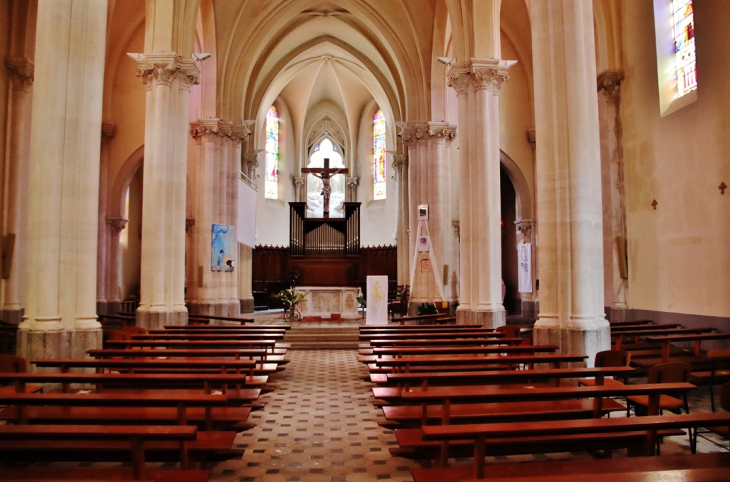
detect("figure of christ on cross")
[301,158,348,217]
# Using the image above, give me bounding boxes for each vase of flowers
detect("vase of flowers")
[273,288,307,322]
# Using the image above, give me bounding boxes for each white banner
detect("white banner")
[518,242,532,293]
[237,179,257,247]
[366,276,389,325]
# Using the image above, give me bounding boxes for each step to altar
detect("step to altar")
[284,325,360,349]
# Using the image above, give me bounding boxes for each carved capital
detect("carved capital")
[399,125,418,148]
[452,219,460,239]
[293,176,306,188]
[346,176,360,187]
[178,59,201,91]
[5,57,34,92]
[218,121,233,141]
[469,59,515,95]
[101,122,116,144]
[107,217,129,237]
[515,219,535,241]
[190,119,222,142]
[391,154,407,181]
[129,52,181,88]
[447,66,471,96]
[185,218,195,235]
[527,128,536,153]
[230,124,250,143]
[597,70,625,104]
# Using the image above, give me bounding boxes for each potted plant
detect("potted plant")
[273,288,307,322]
[416,302,439,315]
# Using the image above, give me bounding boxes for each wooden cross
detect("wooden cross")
[301,158,348,217]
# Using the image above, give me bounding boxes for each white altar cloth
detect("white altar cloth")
[298,286,360,320]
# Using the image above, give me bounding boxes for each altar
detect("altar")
[298,286,361,320]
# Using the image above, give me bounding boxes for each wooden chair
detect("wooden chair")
[577,350,631,387]
[496,325,521,339]
[388,285,409,319]
[0,354,28,374]
[626,361,692,452]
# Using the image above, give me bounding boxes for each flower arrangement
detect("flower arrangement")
[273,288,307,321]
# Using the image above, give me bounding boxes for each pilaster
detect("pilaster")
[1,58,34,325]
[106,217,128,316]
[293,176,305,202]
[97,122,115,315]
[597,70,628,322]
[392,154,409,286]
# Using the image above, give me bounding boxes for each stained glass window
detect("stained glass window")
[672,0,696,98]
[373,109,386,200]
[265,106,279,199]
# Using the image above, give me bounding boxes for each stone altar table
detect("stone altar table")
[298,286,361,320]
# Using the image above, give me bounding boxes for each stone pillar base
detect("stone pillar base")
[456,308,506,328]
[606,306,628,323]
[520,300,539,320]
[0,309,24,325]
[188,302,240,318]
[533,323,611,367]
[136,310,188,330]
[96,301,122,317]
[240,298,254,313]
[17,328,68,366]
[70,328,103,358]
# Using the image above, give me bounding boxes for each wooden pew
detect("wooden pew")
[105,339,283,353]
[31,358,279,376]
[692,349,730,411]
[166,323,290,330]
[368,353,589,373]
[188,314,253,324]
[389,313,455,325]
[130,333,285,341]
[0,424,199,480]
[362,330,503,341]
[411,453,730,482]
[608,319,654,327]
[361,344,555,364]
[0,372,264,401]
[360,324,484,335]
[613,327,716,350]
[0,391,240,431]
[371,366,636,401]
[148,328,286,336]
[88,347,286,364]
[645,332,730,363]
[420,412,730,479]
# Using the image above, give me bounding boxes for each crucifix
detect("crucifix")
[301,158,348,217]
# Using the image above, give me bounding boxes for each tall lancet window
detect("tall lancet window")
[672,0,697,98]
[265,106,279,199]
[373,109,386,200]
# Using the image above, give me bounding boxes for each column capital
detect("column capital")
[447,65,471,96]
[101,122,116,145]
[107,217,129,237]
[293,176,305,188]
[597,70,625,104]
[230,124,251,142]
[468,58,516,94]
[427,122,457,145]
[515,219,535,241]
[346,176,360,187]
[128,53,201,90]
[527,128,536,152]
[190,119,222,141]
[5,57,34,92]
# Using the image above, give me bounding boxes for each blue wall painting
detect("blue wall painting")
[212,224,235,272]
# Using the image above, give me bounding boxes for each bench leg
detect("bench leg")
[130,437,145,480]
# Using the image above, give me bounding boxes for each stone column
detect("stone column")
[392,154,409,286]
[597,70,628,323]
[226,125,247,317]
[189,119,222,316]
[346,177,359,203]
[97,123,115,315]
[19,0,108,360]
[106,217,128,316]
[448,69,474,324]
[131,53,200,329]
[244,152,261,189]
[1,58,33,326]
[530,0,610,365]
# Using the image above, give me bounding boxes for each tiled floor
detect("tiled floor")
[204,311,729,481]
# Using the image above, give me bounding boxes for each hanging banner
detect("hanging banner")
[518,242,532,293]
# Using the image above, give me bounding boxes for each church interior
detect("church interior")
[0,0,728,481]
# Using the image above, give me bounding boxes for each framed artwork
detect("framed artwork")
[212,224,235,272]
[418,235,430,252]
[418,204,429,220]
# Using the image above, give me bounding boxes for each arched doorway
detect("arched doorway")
[501,167,519,315]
